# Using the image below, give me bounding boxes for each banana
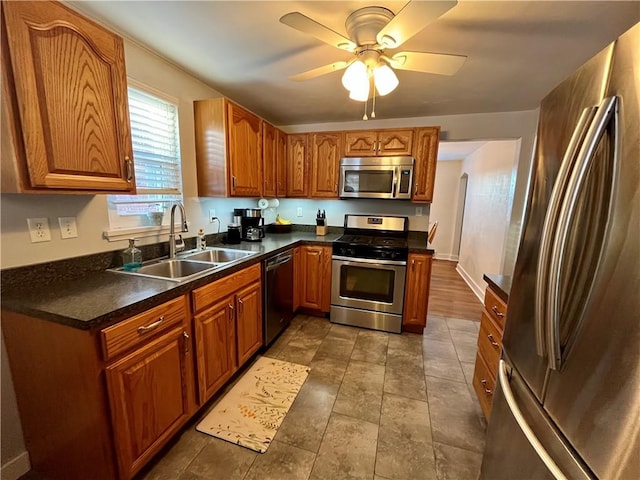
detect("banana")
[276,214,291,225]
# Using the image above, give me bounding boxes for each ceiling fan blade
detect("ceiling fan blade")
[280,12,356,52]
[289,61,350,82]
[388,51,467,76]
[376,1,457,49]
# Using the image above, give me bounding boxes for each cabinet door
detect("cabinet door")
[311,132,342,198]
[402,253,433,332]
[106,327,191,479]
[412,127,440,202]
[194,297,237,403]
[276,128,288,197]
[286,133,309,197]
[2,1,134,192]
[300,245,332,311]
[236,281,263,366]
[262,122,277,197]
[344,130,378,157]
[378,129,413,155]
[227,101,263,197]
[293,247,301,311]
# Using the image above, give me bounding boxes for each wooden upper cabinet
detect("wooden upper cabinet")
[262,122,277,198]
[344,129,413,157]
[226,101,263,197]
[311,132,342,198]
[403,252,433,333]
[412,127,440,203]
[1,0,135,193]
[286,133,309,197]
[275,128,287,197]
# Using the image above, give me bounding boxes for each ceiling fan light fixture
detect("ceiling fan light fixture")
[379,34,397,49]
[348,78,370,102]
[373,63,399,96]
[341,60,367,92]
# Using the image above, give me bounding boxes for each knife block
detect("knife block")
[316,225,328,236]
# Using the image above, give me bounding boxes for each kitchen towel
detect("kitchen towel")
[195,356,309,453]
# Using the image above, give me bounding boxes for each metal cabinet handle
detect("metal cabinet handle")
[414,184,419,195]
[228,303,234,322]
[125,157,133,182]
[371,142,376,151]
[491,306,504,318]
[238,298,244,315]
[232,176,237,190]
[183,331,190,354]
[487,334,500,348]
[137,316,164,333]
[480,379,493,395]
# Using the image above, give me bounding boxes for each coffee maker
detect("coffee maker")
[239,208,265,241]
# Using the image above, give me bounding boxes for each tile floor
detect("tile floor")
[138,313,487,480]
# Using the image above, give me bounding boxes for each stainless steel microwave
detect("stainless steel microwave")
[339,156,414,199]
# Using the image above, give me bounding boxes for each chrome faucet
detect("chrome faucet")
[169,202,188,258]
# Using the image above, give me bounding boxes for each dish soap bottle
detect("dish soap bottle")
[122,238,142,271]
[198,228,206,250]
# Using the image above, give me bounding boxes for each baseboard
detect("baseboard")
[455,264,485,302]
[1,451,31,480]
[434,253,459,261]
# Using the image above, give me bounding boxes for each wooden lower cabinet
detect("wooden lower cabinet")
[299,244,331,312]
[105,327,192,479]
[192,263,263,404]
[402,252,433,333]
[472,284,508,418]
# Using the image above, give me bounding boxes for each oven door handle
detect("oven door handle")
[332,255,407,267]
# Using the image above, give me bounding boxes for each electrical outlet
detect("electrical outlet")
[209,209,217,223]
[58,216,78,239]
[296,207,303,217]
[27,217,52,243]
[415,207,423,216]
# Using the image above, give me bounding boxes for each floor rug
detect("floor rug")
[196,356,310,453]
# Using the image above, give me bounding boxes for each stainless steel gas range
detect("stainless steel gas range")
[330,214,409,334]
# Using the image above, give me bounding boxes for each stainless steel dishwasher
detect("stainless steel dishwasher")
[264,249,294,346]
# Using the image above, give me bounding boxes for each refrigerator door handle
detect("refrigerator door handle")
[535,106,597,357]
[546,96,618,370]
[498,360,569,480]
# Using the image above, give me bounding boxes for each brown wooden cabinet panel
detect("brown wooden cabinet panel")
[311,132,342,198]
[236,281,263,366]
[194,296,236,403]
[411,127,440,202]
[1,0,134,193]
[378,129,413,155]
[403,252,433,333]
[106,327,191,479]
[344,130,378,156]
[344,129,412,157]
[293,246,302,311]
[227,101,263,197]
[262,121,277,197]
[473,352,496,420]
[276,128,287,197]
[193,98,227,197]
[287,133,309,197]
[300,245,332,312]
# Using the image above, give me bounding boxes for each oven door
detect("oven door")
[331,256,406,314]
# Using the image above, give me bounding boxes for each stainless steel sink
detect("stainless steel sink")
[110,259,218,282]
[180,247,256,263]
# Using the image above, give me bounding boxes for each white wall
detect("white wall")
[428,160,463,259]
[456,140,520,299]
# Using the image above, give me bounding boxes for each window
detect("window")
[106,82,182,236]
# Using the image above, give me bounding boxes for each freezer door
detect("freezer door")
[480,359,594,480]
[543,23,640,480]
[503,43,613,402]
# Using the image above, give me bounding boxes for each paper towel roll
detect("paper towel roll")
[268,198,280,208]
[257,198,269,209]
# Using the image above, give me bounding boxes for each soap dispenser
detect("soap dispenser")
[122,238,142,271]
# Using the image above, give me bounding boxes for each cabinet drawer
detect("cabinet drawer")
[484,286,507,330]
[473,352,496,419]
[192,263,261,313]
[477,311,503,378]
[101,296,187,361]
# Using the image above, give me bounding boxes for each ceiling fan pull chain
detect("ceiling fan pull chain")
[363,96,368,120]
[371,87,376,118]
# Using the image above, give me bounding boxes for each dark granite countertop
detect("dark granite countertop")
[483,274,512,302]
[1,232,339,331]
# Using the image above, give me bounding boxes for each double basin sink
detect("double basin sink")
[110,247,258,282]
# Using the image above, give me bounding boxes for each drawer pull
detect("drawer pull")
[481,379,493,395]
[228,303,234,322]
[238,298,244,315]
[137,316,165,334]
[183,331,190,354]
[492,305,505,318]
[487,333,500,348]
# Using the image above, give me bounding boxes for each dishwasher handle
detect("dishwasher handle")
[266,252,293,271]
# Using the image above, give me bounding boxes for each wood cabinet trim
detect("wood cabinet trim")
[192,263,261,313]
[402,252,433,332]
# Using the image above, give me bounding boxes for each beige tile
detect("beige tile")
[433,442,483,480]
[183,437,257,479]
[350,329,389,365]
[244,440,316,480]
[333,360,385,424]
[141,428,208,480]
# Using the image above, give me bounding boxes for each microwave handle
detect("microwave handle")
[392,167,399,197]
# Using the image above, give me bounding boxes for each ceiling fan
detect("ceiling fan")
[279,0,467,109]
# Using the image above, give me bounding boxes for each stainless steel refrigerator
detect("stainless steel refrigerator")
[480,22,639,480]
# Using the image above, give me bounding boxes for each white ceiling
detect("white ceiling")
[69,1,639,126]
